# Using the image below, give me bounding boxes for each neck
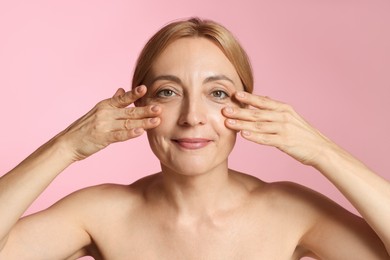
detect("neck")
[160,162,233,219]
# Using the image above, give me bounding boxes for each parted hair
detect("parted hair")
[131,17,254,93]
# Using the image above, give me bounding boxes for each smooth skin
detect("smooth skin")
[0,37,389,259]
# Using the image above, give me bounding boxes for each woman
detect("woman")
[0,18,389,259]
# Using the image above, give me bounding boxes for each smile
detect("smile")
[172,138,212,150]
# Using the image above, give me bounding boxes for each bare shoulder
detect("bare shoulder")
[61,173,160,213]
[0,175,160,259]
[247,179,358,229]
[228,174,387,258]
[254,181,338,211]
[252,180,388,259]
[228,171,325,222]
[229,172,337,212]
[229,169,328,209]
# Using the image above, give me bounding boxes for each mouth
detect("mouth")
[172,138,212,150]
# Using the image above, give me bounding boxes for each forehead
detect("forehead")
[149,37,243,88]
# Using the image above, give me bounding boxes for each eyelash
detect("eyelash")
[153,87,230,101]
[211,90,229,100]
[156,88,177,98]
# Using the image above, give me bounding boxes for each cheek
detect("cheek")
[146,105,176,138]
[211,108,238,153]
[146,123,169,159]
[207,105,237,136]
[158,104,178,127]
[209,109,226,127]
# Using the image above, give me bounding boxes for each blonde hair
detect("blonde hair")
[132,17,254,93]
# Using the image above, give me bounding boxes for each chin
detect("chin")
[160,158,228,177]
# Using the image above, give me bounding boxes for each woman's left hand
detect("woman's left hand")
[222,91,334,166]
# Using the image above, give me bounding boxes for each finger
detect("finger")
[117,105,161,120]
[234,91,289,111]
[113,88,126,97]
[222,106,283,122]
[109,85,147,108]
[123,117,161,131]
[224,117,283,147]
[106,128,145,143]
[240,130,281,147]
[105,117,161,143]
[103,116,159,131]
[225,119,281,134]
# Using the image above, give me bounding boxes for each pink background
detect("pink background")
[1,0,389,258]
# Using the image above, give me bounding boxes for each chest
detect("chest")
[90,213,302,260]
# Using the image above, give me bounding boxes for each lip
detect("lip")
[172,138,212,150]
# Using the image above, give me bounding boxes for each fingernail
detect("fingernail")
[242,130,251,136]
[225,106,234,114]
[134,128,143,134]
[227,119,236,125]
[150,117,159,124]
[236,91,245,98]
[136,85,144,93]
[151,105,160,112]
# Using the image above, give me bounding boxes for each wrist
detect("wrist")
[310,140,355,175]
[310,140,343,170]
[43,133,79,164]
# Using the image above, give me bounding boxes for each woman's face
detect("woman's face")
[143,37,244,176]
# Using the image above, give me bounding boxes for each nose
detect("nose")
[178,96,207,126]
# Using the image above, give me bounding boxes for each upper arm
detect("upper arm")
[294,184,389,259]
[0,189,93,259]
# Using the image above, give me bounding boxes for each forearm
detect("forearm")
[0,135,74,243]
[314,143,390,252]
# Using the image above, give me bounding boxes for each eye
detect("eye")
[211,90,229,99]
[156,89,176,98]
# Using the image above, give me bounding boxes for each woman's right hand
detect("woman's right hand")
[59,85,161,161]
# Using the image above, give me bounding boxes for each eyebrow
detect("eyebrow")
[150,75,182,85]
[203,75,235,85]
[149,74,236,86]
